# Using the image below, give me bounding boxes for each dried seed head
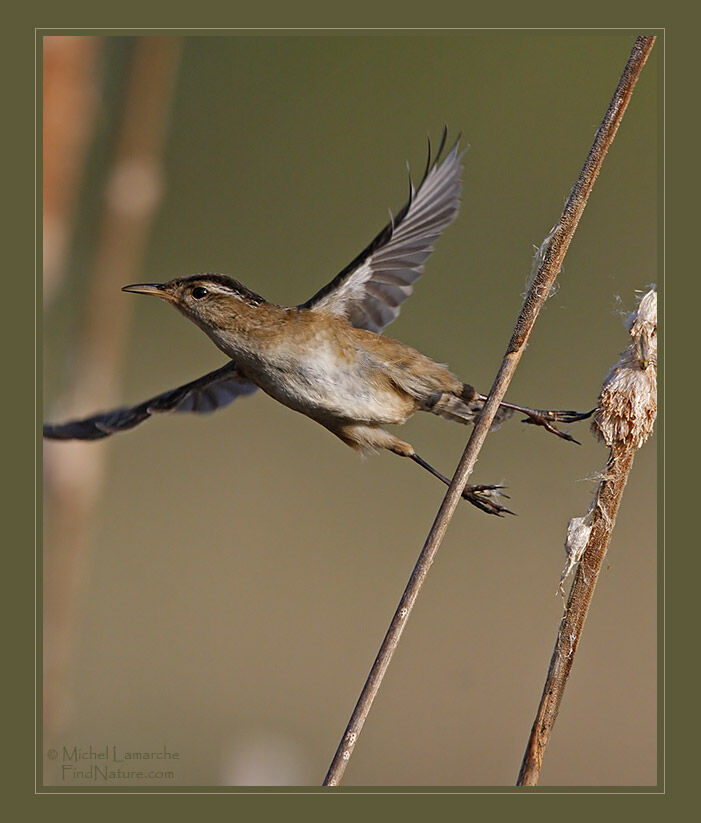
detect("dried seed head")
[558,512,594,596]
[592,287,657,449]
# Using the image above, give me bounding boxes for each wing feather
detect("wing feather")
[300,130,466,333]
[43,361,257,441]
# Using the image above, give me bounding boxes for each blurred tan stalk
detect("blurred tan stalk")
[517,287,657,786]
[43,37,181,738]
[43,36,102,306]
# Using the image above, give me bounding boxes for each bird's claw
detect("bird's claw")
[546,408,597,423]
[520,408,596,445]
[462,484,516,517]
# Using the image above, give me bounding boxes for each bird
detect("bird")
[44,130,593,516]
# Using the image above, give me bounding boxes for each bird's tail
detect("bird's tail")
[425,384,515,429]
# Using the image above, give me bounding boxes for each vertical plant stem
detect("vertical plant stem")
[43,36,102,306]
[323,35,656,787]
[43,37,181,738]
[517,448,635,787]
[517,288,657,786]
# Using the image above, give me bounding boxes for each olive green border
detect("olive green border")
[9,0,691,816]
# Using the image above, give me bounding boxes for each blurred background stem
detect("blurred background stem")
[42,36,102,307]
[43,36,181,739]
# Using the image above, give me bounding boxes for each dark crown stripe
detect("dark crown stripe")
[179,273,268,306]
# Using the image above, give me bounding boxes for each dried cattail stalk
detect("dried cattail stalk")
[519,285,658,786]
[593,286,657,449]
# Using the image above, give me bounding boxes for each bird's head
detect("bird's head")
[122,273,268,334]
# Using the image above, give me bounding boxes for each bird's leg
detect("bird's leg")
[407,453,514,517]
[334,424,513,516]
[475,393,596,445]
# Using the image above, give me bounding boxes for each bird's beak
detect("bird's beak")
[122,283,176,302]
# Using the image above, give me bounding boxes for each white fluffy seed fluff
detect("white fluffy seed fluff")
[558,512,594,596]
[558,286,658,595]
[592,286,657,449]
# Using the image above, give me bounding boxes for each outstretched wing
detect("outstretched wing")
[300,129,465,333]
[43,361,257,441]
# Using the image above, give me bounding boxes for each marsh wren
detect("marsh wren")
[44,131,593,515]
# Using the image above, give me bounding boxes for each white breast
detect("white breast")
[251,341,411,425]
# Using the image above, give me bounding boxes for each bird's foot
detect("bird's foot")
[519,408,596,444]
[463,484,515,517]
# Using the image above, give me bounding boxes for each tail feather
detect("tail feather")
[428,391,515,429]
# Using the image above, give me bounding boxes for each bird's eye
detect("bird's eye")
[191,286,208,299]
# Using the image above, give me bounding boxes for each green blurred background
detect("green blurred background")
[42,33,659,787]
